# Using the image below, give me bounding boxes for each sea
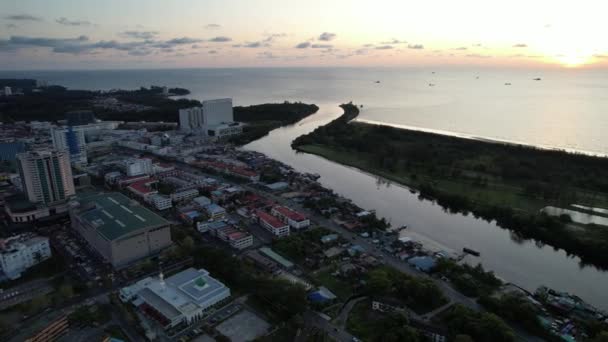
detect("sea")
[2,67,608,310]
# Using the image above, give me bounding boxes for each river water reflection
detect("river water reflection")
[244,103,608,311]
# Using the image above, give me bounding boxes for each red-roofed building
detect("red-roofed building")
[256,210,290,237]
[227,231,253,250]
[271,206,310,230]
[127,178,158,199]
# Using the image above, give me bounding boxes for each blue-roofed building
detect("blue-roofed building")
[308,286,337,303]
[408,256,437,273]
[205,203,226,220]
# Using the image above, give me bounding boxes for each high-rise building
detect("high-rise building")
[51,126,88,165]
[201,98,233,125]
[17,150,75,205]
[66,110,96,126]
[179,106,205,131]
[179,99,242,138]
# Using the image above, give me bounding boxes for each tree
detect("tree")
[454,335,474,342]
[59,283,74,299]
[366,269,392,294]
[182,236,195,252]
[592,332,608,342]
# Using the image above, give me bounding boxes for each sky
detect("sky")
[1,0,608,70]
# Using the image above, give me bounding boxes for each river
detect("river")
[244,103,608,311]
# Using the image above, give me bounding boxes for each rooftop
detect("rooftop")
[259,247,294,268]
[256,210,287,229]
[273,206,306,222]
[73,192,168,241]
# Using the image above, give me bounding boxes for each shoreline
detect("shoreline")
[355,118,608,158]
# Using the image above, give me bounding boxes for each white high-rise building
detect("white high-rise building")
[179,107,205,131]
[51,126,88,165]
[17,150,75,205]
[201,98,233,125]
[122,158,154,176]
[0,234,52,280]
[3,86,12,96]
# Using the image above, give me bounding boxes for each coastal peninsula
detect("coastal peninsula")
[292,103,608,269]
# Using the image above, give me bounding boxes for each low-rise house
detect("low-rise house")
[171,188,199,203]
[227,232,253,250]
[0,233,51,280]
[192,196,211,208]
[205,203,226,220]
[148,194,172,211]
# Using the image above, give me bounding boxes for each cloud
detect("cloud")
[258,51,278,59]
[6,23,17,29]
[311,44,333,49]
[6,14,42,21]
[208,50,218,54]
[56,17,92,26]
[466,53,492,58]
[208,36,232,42]
[355,48,370,55]
[375,45,394,50]
[594,54,608,59]
[243,41,265,48]
[205,24,221,29]
[0,34,205,56]
[128,49,152,56]
[165,37,203,45]
[408,44,424,49]
[453,46,468,50]
[263,33,287,43]
[513,43,528,48]
[381,39,407,44]
[295,42,311,49]
[318,32,337,41]
[121,31,159,40]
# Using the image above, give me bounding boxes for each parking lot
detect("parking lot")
[215,310,270,342]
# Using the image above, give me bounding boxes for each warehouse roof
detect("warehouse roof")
[74,192,168,241]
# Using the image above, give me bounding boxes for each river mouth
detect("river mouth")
[243,103,608,311]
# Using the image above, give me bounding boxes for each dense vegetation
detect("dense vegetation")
[478,294,554,339]
[292,103,608,268]
[0,83,198,123]
[229,102,319,145]
[443,304,515,341]
[434,260,502,297]
[346,301,422,342]
[365,266,447,314]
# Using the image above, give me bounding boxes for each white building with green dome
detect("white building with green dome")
[120,267,231,329]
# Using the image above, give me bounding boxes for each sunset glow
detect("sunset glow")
[1,0,607,69]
